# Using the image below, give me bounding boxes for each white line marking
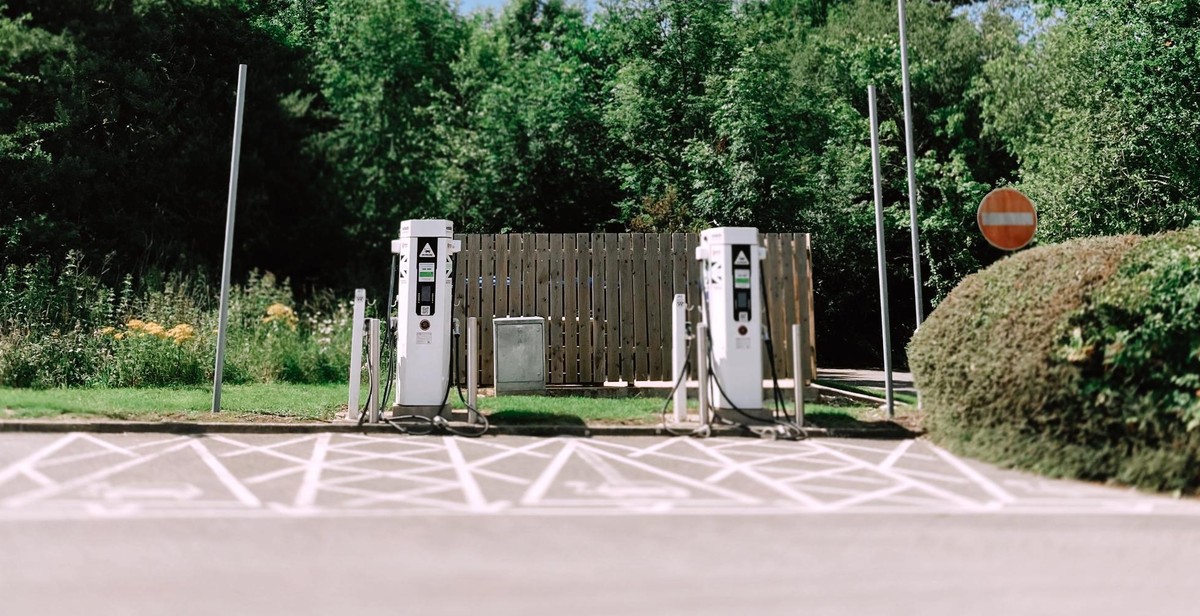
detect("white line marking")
[879,440,914,469]
[77,433,140,458]
[39,435,192,469]
[892,468,972,484]
[825,484,911,511]
[217,434,318,458]
[0,434,81,485]
[2,438,195,508]
[188,439,261,507]
[444,437,490,511]
[521,441,578,505]
[927,443,1017,504]
[703,449,826,483]
[803,440,986,510]
[981,212,1035,226]
[683,439,821,507]
[583,442,762,504]
[294,433,331,508]
[627,437,687,458]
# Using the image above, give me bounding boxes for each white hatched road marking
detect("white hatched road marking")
[0,433,1197,519]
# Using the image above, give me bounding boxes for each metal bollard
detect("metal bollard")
[792,324,805,428]
[467,316,478,409]
[348,289,366,422]
[697,322,709,426]
[671,294,688,423]
[368,318,381,424]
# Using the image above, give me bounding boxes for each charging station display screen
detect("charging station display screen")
[731,244,752,322]
[415,237,438,316]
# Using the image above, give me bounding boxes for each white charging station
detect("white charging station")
[390,219,460,417]
[696,227,770,423]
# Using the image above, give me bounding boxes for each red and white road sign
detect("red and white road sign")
[977,187,1037,251]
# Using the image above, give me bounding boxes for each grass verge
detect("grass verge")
[0,384,347,422]
[815,379,920,406]
[0,384,895,430]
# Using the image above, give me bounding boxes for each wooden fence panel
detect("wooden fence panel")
[562,235,578,383]
[656,234,671,380]
[764,235,790,379]
[451,232,814,387]
[576,233,593,384]
[617,234,634,383]
[777,235,798,376]
[801,234,817,381]
[590,233,606,384]
[548,234,564,384]
[603,233,620,381]
[453,233,468,386]
[478,235,496,385]
[644,234,661,380]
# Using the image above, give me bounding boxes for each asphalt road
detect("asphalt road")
[2,432,1198,615]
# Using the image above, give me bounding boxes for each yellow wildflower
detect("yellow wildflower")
[166,323,196,344]
[114,332,125,340]
[262,303,299,330]
[98,326,116,336]
[126,319,146,331]
[143,322,167,338]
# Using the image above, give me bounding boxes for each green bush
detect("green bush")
[0,256,355,388]
[909,229,1200,492]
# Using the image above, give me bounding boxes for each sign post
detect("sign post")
[868,85,895,419]
[212,63,247,413]
[977,188,1038,251]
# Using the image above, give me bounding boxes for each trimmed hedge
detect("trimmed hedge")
[909,229,1200,493]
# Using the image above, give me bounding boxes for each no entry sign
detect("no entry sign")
[977,187,1037,251]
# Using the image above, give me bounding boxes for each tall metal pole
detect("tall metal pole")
[869,86,896,419]
[898,0,924,328]
[212,64,247,413]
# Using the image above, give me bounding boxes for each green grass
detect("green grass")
[814,379,919,406]
[0,383,888,428]
[0,383,348,421]
[461,391,878,427]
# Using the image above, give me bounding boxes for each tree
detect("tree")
[432,0,620,233]
[599,0,740,231]
[980,0,1200,241]
[1,1,335,287]
[788,0,1018,364]
[311,0,462,250]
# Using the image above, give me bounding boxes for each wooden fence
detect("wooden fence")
[451,233,815,387]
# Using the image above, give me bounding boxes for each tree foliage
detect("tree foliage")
[3,0,1199,365]
[981,0,1200,240]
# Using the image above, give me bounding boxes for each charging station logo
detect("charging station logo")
[419,243,435,258]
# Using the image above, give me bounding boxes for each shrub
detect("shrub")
[909,229,1200,492]
[0,255,355,388]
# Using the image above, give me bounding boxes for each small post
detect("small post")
[671,294,687,423]
[347,289,366,421]
[869,85,896,418]
[212,63,248,413]
[368,318,381,424]
[791,324,805,427]
[696,322,710,426]
[467,316,478,408]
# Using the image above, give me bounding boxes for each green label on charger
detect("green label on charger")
[734,268,750,289]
